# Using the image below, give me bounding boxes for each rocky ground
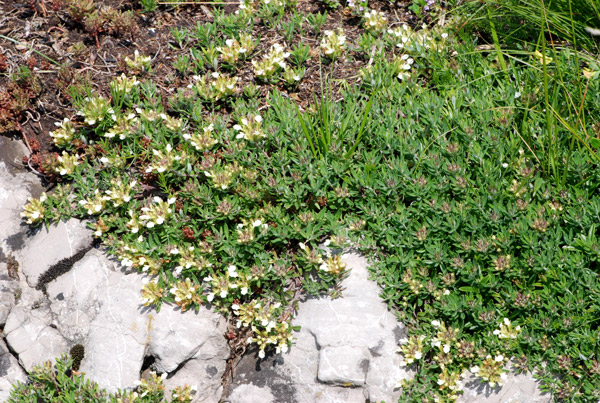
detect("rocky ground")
[0,134,553,402]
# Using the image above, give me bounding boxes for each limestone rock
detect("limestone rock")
[16,218,93,288]
[46,249,111,341]
[317,346,369,386]
[227,384,275,403]
[459,370,551,403]
[0,137,44,254]
[149,304,228,374]
[151,304,229,402]
[0,339,28,402]
[75,252,148,393]
[4,303,69,371]
[164,356,226,403]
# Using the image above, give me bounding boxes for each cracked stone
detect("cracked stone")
[0,138,44,256]
[0,339,27,402]
[459,369,551,403]
[149,304,228,374]
[317,346,369,386]
[4,303,69,371]
[46,248,109,341]
[15,218,93,288]
[228,384,276,403]
[164,356,226,403]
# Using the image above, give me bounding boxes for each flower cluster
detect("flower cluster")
[470,354,508,388]
[232,300,292,358]
[236,218,268,243]
[493,318,521,339]
[282,67,305,87]
[298,242,324,265]
[250,321,292,358]
[21,193,47,224]
[105,111,139,140]
[103,177,137,207]
[134,371,166,398]
[234,114,265,142]
[49,118,76,148]
[183,124,218,152]
[117,243,162,274]
[217,34,255,64]
[78,96,116,126]
[190,72,238,102]
[78,189,106,215]
[204,163,239,190]
[54,151,80,176]
[110,73,139,96]
[145,144,187,174]
[252,44,290,81]
[124,50,151,73]
[320,29,346,60]
[170,385,196,402]
[437,368,465,399]
[203,265,252,302]
[319,254,347,275]
[388,24,447,55]
[174,246,213,276]
[395,54,415,80]
[430,320,459,357]
[139,196,176,228]
[141,278,164,307]
[170,278,203,311]
[363,9,387,32]
[398,335,426,366]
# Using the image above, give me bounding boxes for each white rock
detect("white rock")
[0,138,44,252]
[149,304,227,374]
[4,303,69,371]
[16,218,93,288]
[317,346,369,386]
[164,356,225,403]
[459,369,551,403]
[76,252,148,392]
[46,249,110,340]
[227,384,275,403]
[0,339,28,402]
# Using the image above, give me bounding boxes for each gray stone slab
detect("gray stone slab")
[149,303,228,374]
[459,369,551,403]
[227,384,275,403]
[4,303,69,371]
[0,138,44,254]
[317,346,369,386]
[16,218,93,288]
[0,339,28,402]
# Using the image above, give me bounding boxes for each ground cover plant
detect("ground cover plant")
[3,0,600,401]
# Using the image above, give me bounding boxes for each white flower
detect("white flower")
[470,366,480,373]
[431,320,441,327]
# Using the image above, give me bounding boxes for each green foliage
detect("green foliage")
[8,355,194,402]
[140,0,158,13]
